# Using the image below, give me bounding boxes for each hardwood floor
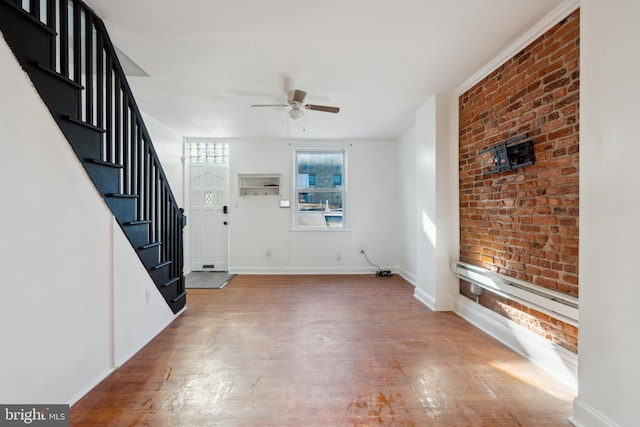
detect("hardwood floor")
[71,275,574,426]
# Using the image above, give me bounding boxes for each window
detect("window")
[294,149,347,229]
[189,141,229,164]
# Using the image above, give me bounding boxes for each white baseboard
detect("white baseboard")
[454,294,577,391]
[397,268,417,286]
[229,266,394,275]
[68,367,114,407]
[413,286,436,311]
[571,398,619,427]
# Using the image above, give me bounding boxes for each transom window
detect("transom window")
[189,141,229,164]
[294,149,347,230]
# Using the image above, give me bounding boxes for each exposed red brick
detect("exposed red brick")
[458,10,579,353]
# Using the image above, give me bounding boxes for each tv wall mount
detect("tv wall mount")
[479,134,534,175]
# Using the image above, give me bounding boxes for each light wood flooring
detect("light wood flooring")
[71,274,574,426]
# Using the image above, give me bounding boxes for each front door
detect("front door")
[190,165,229,271]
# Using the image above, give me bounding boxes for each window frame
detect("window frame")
[187,141,229,165]
[292,148,348,231]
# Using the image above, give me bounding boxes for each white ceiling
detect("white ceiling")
[84,0,564,140]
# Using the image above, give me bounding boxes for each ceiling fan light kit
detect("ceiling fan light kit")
[289,105,304,121]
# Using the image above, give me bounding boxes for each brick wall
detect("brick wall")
[458,10,579,353]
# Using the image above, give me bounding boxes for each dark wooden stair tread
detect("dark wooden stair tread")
[164,277,180,288]
[86,159,123,168]
[124,220,151,226]
[171,291,186,303]
[106,193,138,198]
[139,242,161,250]
[65,116,106,133]
[32,62,84,89]
[151,260,172,270]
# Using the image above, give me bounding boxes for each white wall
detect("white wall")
[142,112,188,273]
[415,99,437,306]
[573,1,640,426]
[0,34,175,405]
[413,95,458,310]
[143,112,184,206]
[397,126,417,283]
[228,138,400,274]
[112,223,177,367]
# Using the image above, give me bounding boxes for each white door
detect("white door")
[190,165,229,271]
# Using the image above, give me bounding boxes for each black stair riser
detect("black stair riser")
[123,223,151,249]
[137,245,160,268]
[57,120,103,160]
[26,64,81,118]
[149,263,171,284]
[0,1,55,68]
[84,162,120,195]
[170,292,186,313]
[160,280,179,299]
[105,196,137,223]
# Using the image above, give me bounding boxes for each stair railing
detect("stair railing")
[11,0,185,302]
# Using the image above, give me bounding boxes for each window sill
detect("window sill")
[290,227,350,232]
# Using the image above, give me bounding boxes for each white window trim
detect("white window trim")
[187,140,229,165]
[291,147,349,231]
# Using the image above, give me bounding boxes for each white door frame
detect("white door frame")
[183,139,231,274]
[188,163,230,272]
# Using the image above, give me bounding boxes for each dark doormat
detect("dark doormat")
[185,272,236,289]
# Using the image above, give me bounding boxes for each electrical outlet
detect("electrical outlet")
[266,248,272,258]
[337,252,342,261]
[145,289,151,304]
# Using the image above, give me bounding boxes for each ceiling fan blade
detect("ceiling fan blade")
[292,90,307,103]
[305,104,340,113]
[250,104,289,107]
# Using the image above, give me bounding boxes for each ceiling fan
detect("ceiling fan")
[251,89,340,121]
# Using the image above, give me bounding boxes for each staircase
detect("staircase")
[0,0,186,313]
